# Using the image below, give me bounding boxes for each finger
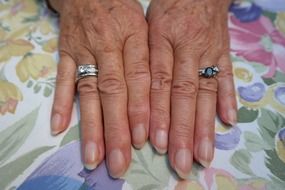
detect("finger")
[124,29,150,149]
[51,53,76,135]
[149,29,173,154]
[96,45,131,178]
[193,76,217,168]
[168,50,199,179]
[217,54,237,126]
[77,62,105,170]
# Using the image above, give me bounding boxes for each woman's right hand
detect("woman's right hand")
[49,0,150,178]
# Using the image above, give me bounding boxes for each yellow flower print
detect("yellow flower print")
[234,67,253,83]
[0,80,23,115]
[276,13,285,36]
[42,38,58,53]
[275,128,285,163]
[0,0,38,16]
[35,19,54,35]
[0,0,39,31]
[0,28,5,40]
[16,53,56,82]
[267,83,285,115]
[215,174,238,190]
[175,180,204,190]
[0,39,34,63]
[247,179,267,190]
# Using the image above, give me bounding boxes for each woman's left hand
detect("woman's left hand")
[147,0,237,179]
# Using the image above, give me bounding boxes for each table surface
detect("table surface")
[1,0,285,189]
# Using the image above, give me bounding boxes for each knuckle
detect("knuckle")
[172,79,198,98]
[171,122,192,140]
[56,69,75,87]
[105,124,129,144]
[81,119,97,131]
[125,62,150,82]
[220,89,236,99]
[219,66,233,79]
[199,78,218,94]
[98,73,127,95]
[77,78,99,98]
[128,104,148,119]
[52,101,71,115]
[133,16,148,30]
[149,21,169,40]
[151,72,172,92]
[151,106,169,123]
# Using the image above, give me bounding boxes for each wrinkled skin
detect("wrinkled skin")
[50,0,150,178]
[147,0,236,178]
[50,0,236,179]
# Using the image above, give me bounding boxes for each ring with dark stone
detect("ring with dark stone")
[199,66,219,78]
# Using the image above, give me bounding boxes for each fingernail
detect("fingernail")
[228,109,237,126]
[108,149,126,178]
[197,138,213,168]
[132,124,146,149]
[51,113,62,135]
[84,142,99,170]
[175,149,192,179]
[155,129,168,154]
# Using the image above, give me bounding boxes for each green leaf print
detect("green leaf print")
[244,131,271,152]
[33,83,42,93]
[43,86,52,97]
[124,142,171,190]
[0,107,40,164]
[0,146,54,190]
[265,149,285,182]
[257,109,285,148]
[262,11,277,23]
[60,123,80,146]
[268,176,285,190]
[230,149,255,176]
[262,71,285,85]
[137,184,161,190]
[237,107,259,123]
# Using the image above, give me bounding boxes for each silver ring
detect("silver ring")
[199,65,219,78]
[76,64,98,82]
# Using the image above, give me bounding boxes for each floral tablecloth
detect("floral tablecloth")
[1,0,285,189]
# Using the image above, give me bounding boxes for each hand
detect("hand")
[147,0,237,179]
[50,0,150,178]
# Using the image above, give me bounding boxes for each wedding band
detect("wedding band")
[199,65,219,78]
[76,64,98,81]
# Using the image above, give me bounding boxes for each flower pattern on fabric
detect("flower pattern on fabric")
[16,53,56,82]
[253,0,285,12]
[230,2,262,22]
[230,15,285,77]
[276,13,285,36]
[0,80,22,115]
[0,0,285,190]
[175,168,268,190]
[18,141,124,190]
[215,124,242,150]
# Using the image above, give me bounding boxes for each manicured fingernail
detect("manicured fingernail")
[108,149,126,178]
[84,142,99,170]
[175,149,192,179]
[228,109,237,126]
[155,129,168,154]
[51,113,62,135]
[132,124,146,149]
[197,138,213,168]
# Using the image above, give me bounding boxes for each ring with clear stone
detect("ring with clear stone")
[76,64,99,82]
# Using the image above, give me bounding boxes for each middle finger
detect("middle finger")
[168,48,199,179]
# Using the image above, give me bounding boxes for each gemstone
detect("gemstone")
[205,67,213,77]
